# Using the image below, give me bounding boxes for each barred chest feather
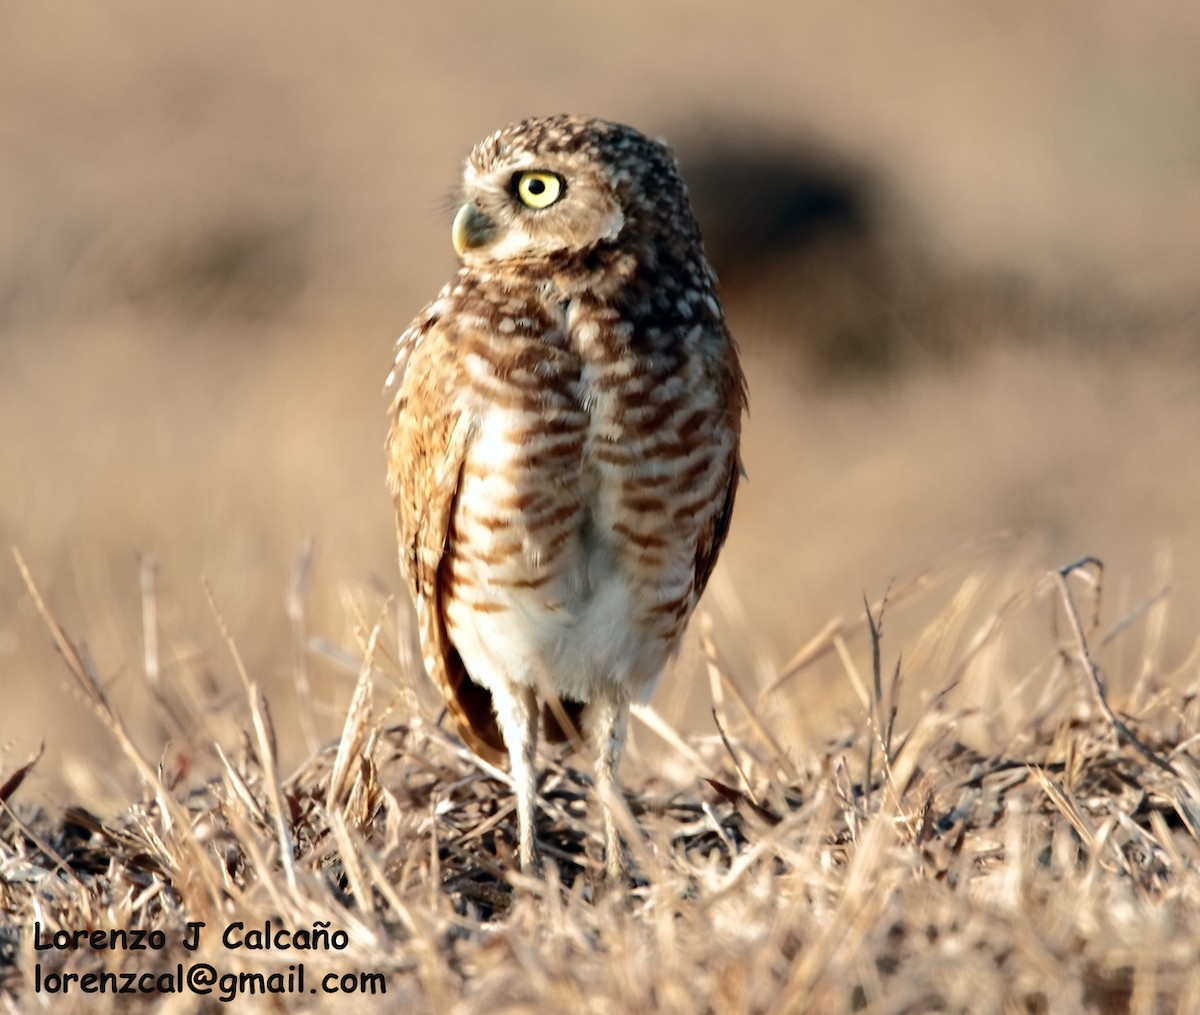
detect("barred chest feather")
[441,284,734,705]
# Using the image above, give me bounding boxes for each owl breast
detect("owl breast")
[440,288,733,706]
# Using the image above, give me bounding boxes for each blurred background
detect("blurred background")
[3,1,1199,799]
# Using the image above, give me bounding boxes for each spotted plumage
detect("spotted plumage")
[386,114,745,876]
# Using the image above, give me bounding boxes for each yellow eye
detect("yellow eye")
[515,171,563,209]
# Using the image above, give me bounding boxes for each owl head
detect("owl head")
[449,114,700,273]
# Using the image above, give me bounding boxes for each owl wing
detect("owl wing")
[387,312,508,765]
[692,324,747,602]
[693,455,740,602]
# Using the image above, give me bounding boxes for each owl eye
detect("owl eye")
[514,171,563,209]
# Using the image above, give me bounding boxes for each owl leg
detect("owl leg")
[582,690,631,879]
[491,680,541,875]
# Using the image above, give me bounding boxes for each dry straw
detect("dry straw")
[4,544,1200,1012]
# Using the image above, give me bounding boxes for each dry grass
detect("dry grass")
[4,543,1200,1013]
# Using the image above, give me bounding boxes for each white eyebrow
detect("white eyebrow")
[465,151,540,192]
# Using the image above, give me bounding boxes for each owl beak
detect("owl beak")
[452,203,495,256]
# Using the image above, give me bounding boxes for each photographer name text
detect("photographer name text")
[33,920,350,953]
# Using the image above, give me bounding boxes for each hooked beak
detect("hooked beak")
[451,203,495,256]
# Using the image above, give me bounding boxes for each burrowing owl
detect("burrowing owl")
[386,114,745,877]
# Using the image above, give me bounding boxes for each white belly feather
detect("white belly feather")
[444,403,678,705]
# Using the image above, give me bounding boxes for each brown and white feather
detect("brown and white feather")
[385,114,744,872]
